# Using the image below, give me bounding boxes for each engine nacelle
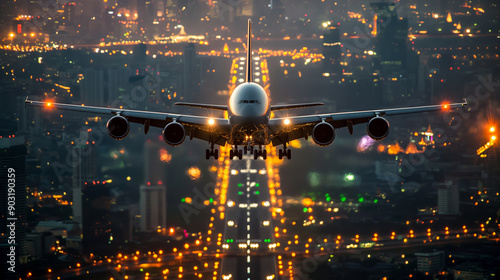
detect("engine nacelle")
[163,122,186,146]
[312,122,335,146]
[107,116,130,140]
[367,117,390,140]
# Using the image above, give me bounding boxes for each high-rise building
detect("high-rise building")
[0,136,28,278]
[415,251,445,274]
[80,68,133,106]
[64,2,76,25]
[139,184,167,232]
[322,25,342,75]
[437,182,459,215]
[183,43,200,100]
[81,182,111,254]
[484,146,500,198]
[370,2,408,74]
[72,128,96,230]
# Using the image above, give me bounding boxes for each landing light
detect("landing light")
[284,119,291,125]
[46,102,52,107]
[442,104,449,109]
[208,118,215,125]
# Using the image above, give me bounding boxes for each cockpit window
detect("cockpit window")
[239,100,260,104]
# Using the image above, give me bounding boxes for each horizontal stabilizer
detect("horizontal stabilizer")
[175,102,228,111]
[270,102,324,111]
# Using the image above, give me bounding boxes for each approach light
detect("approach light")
[284,118,291,125]
[490,127,495,133]
[492,135,497,141]
[208,118,215,125]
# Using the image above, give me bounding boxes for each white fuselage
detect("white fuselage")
[227,82,270,145]
[229,82,269,118]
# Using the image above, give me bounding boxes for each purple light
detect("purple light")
[357,135,375,152]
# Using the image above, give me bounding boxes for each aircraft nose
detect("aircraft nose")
[240,105,259,117]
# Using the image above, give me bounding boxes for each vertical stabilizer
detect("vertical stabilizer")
[246,19,253,83]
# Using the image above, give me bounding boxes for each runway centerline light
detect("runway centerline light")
[208,118,215,125]
[284,119,290,125]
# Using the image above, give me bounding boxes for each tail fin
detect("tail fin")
[246,19,253,83]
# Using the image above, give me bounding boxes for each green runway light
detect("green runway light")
[255,183,260,187]
[340,196,347,202]
[326,197,331,202]
[209,198,214,203]
[303,207,308,213]
[374,199,378,203]
[238,191,243,195]
[181,198,185,202]
[358,197,364,203]
[255,191,260,195]
[238,183,242,187]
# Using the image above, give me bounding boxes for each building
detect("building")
[322,25,342,75]
[81,182,112,254]
[484,146,500,198]
[63,2,76,26]
[0,136,28,276]
[72,128,96,230]
[183,43,200,99]
[415,251,445,274]
[139,184,167,232]
[437,182,459,215]
[26,232,55,261]
[79,68,133,106]
[370,2,408,74]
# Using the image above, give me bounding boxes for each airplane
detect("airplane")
[25,19,467,160]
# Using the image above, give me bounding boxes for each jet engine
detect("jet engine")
[312,122,335,146]
[367,117,390,140]
[163,122,186,146]
[107,115,130,140]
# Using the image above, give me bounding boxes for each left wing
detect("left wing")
[268,100,468,146]
[25,99,231,145]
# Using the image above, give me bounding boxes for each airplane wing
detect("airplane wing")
[25,99,231,146]
[270,102,324,111]
[268,100,468,146]
[175,102,228,111]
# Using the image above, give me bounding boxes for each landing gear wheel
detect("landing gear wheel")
[278,149,283,159]
[254,152,258,160]
[286,149,291,159]
[214,149,219,160]
[244,146,248,155]
[229,149,234,159]
[262,149,267,160]
[206,149,210,160]
[238,150,243,160]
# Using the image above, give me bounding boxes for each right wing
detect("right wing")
[268,100,468,146]
[25,99,231,146]
[270,102,324,111]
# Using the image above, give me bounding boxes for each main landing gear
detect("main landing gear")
[278,143,292,159]
[229,148,243,160]
[206,143,219,160]
[253,146,267,160]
